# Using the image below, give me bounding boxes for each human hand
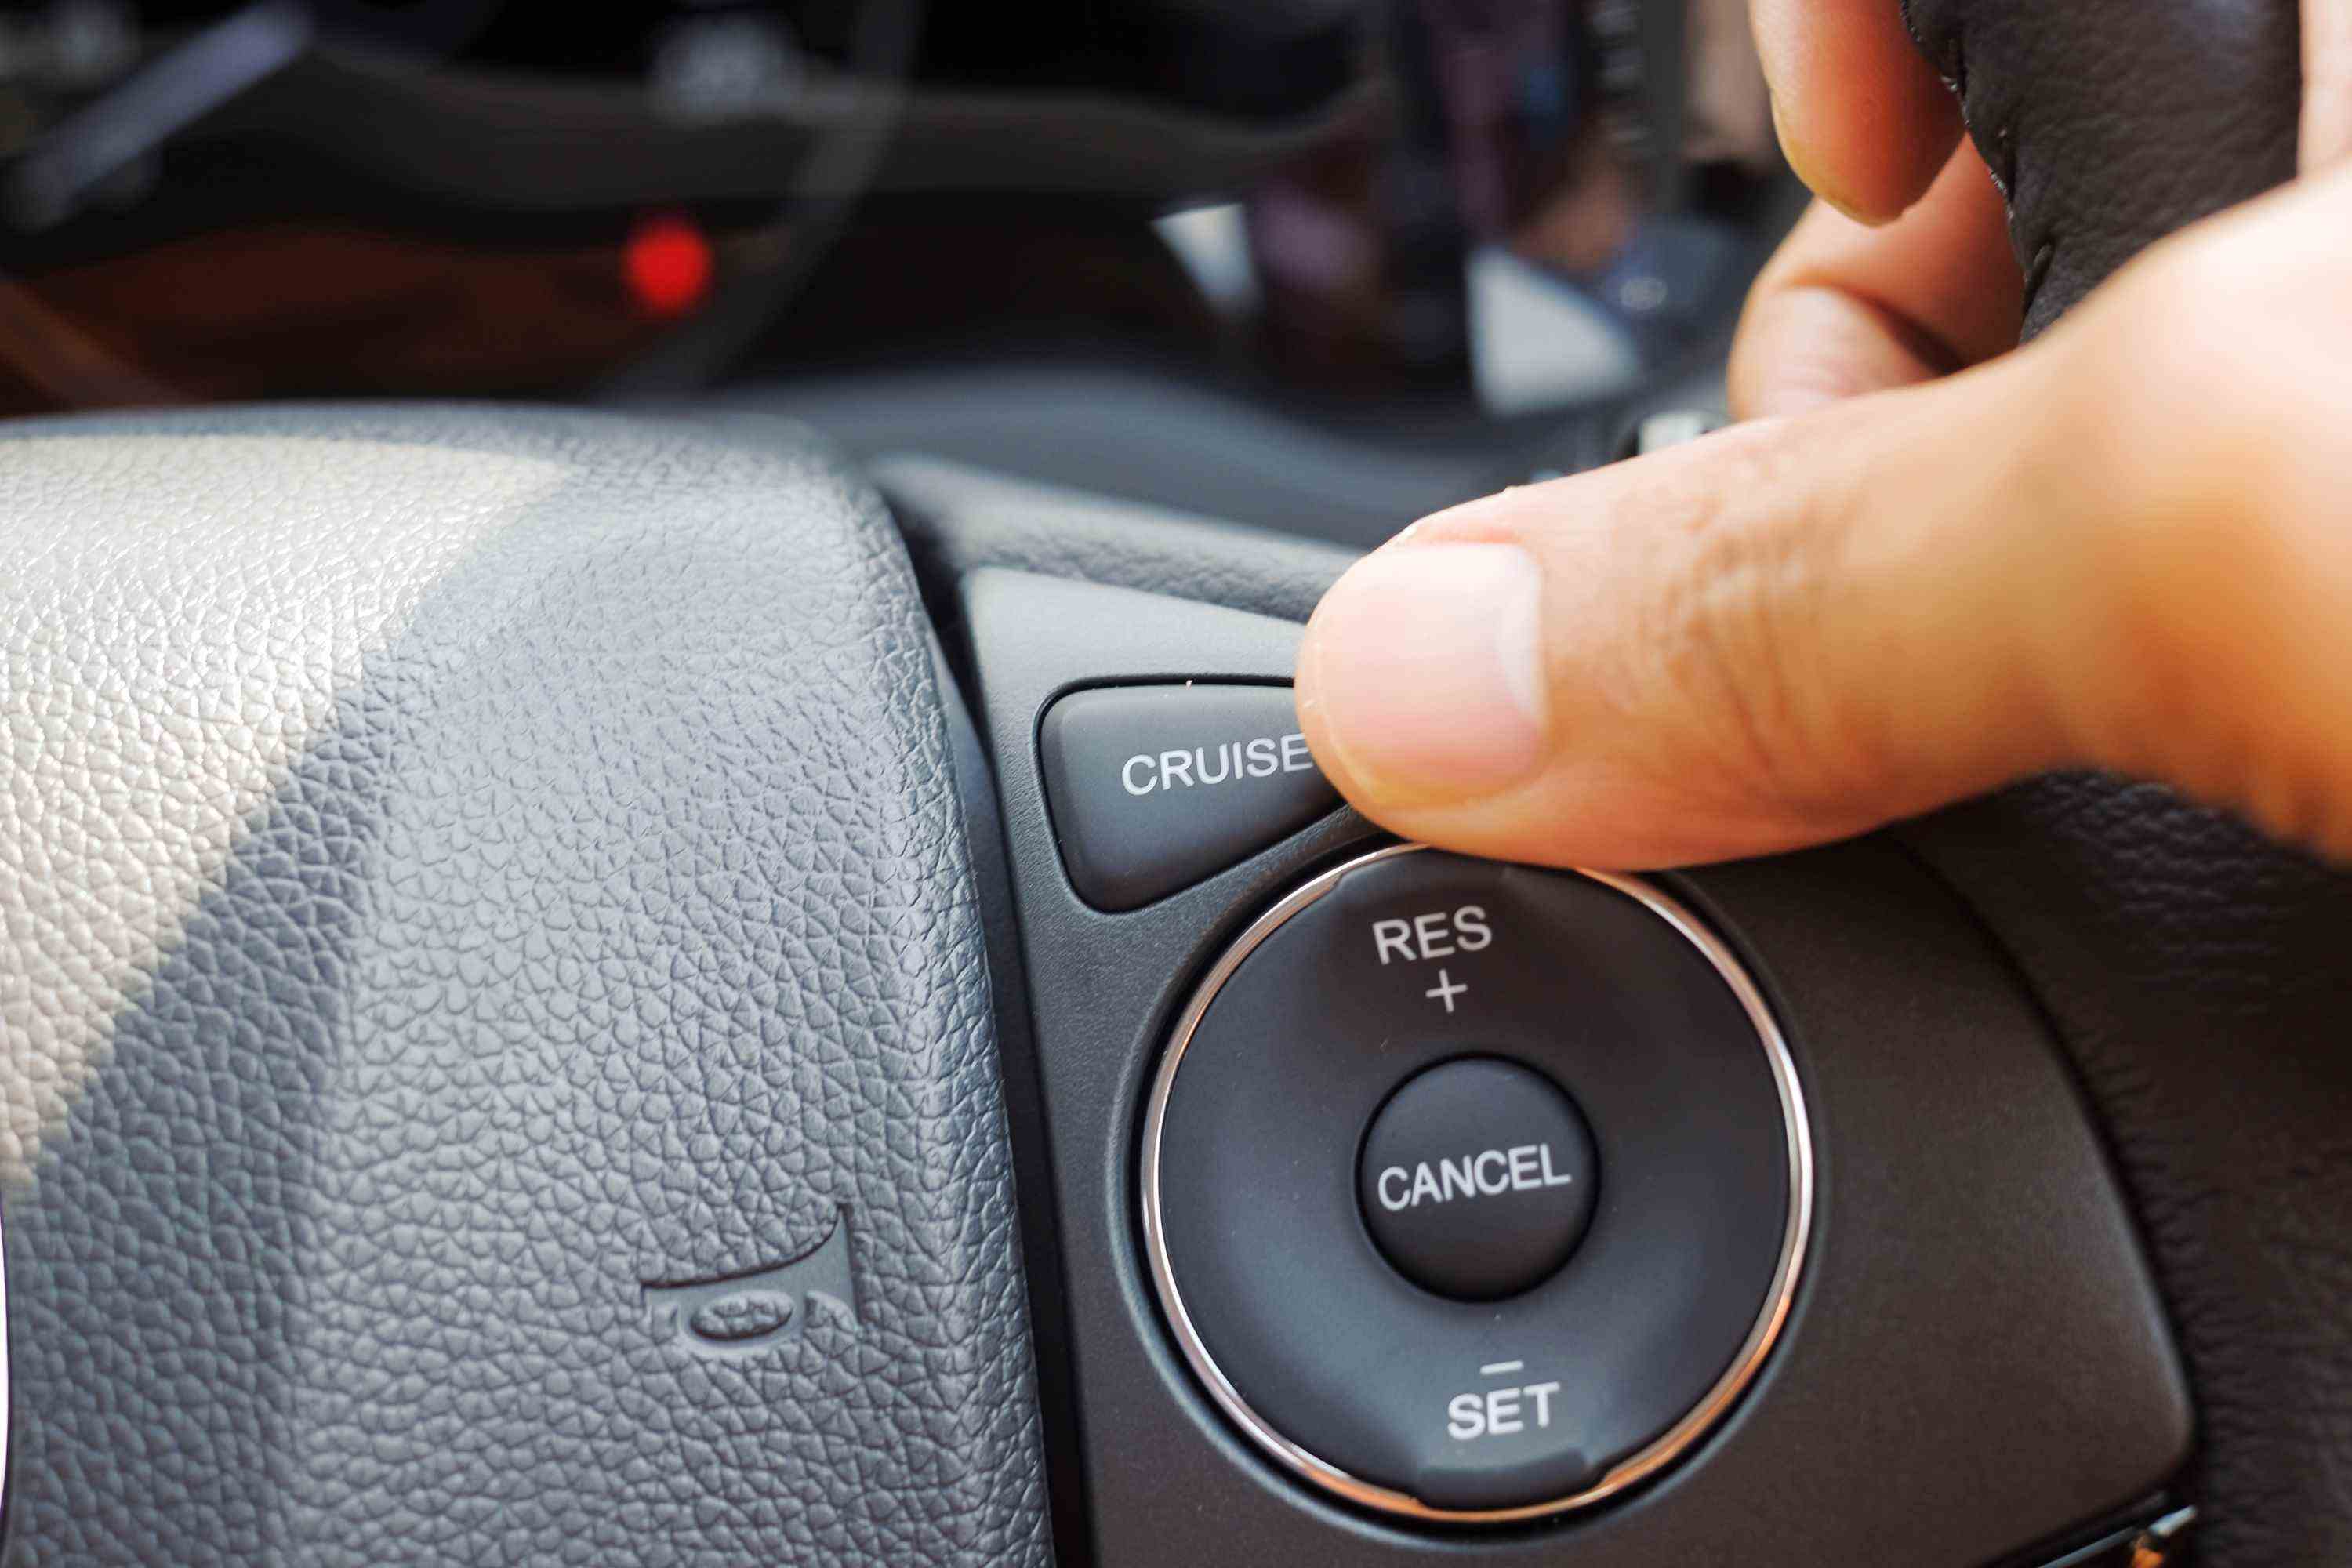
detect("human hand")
[1293,0,2352,869]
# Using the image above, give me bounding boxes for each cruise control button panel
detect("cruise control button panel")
[1142,846,1811,1520]
[1037,683,1338,911]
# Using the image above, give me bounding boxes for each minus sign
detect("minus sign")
[1479,1360,1524,1377]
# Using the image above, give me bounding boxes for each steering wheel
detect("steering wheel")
[2,4,2339,1566]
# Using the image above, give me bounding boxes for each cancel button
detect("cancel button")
[1358,1058,1599,1301]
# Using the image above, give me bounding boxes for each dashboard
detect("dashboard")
[0,0,1796,448]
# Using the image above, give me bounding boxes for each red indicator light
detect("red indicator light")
[623,212,714,318]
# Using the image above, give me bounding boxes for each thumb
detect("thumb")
[1294,379,2061,869]
[1294,176,2352,869]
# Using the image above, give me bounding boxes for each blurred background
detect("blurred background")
[0,0,1803,545]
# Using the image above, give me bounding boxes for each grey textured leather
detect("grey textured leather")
[1,408,1050,1568]
[1893,5,2352,1564]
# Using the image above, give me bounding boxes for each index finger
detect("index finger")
[1730,139,2022,419]
[1751,0,1963,222]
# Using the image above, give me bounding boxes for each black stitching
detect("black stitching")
[1991,120,2018,199]
[2021,236,2057,322]
[1900,0,1966,93]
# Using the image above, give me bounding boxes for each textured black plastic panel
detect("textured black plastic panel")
[957,566,2189,1566]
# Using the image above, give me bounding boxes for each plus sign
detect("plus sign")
[1425,968,1468,1014]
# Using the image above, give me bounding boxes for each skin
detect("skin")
[1294,0,2352,869]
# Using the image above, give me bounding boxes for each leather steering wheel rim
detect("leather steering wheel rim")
[1893,4,2350,1563]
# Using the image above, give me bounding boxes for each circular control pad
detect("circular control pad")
[1142,846,1810,1522]
[1359,1058,1598,1301]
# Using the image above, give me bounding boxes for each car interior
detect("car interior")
[0,2,2343,1566]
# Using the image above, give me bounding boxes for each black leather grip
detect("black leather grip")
[1903,0,2302,334]
[1887,6,2352,1565]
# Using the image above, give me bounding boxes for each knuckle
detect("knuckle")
[1630,434,1866,816]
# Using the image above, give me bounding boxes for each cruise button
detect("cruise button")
[1038,684,1340,912]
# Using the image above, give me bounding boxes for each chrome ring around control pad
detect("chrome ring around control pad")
[1139,844,1813,1524]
